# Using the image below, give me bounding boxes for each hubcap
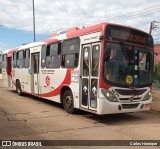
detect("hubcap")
[65,95,72,108]
[17,84,21,94]
[18,88,20,94]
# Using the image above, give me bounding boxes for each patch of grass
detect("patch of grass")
[153,82,160,88]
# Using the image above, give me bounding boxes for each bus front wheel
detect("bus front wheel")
[16,81,23,96]
[63,90,75,114]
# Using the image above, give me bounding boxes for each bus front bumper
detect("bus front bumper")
[98,97,152,115]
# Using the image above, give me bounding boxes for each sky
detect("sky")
[0,0,160,53]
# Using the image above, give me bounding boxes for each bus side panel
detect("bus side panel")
[2,57,12,88]
[20,69,31,93]
[69,68,80,109]
[2,68,8,87]
[13,68,31,93]
[39,69,71,103]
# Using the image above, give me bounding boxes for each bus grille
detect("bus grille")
[122,104,139,109]
[115,89,146,96]
[119,97,141,102]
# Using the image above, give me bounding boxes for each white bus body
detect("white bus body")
[5,22,154,115]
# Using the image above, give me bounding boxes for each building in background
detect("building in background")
[153,44,160,82]
[154,44,160,64]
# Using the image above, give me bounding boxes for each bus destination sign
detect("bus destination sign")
[111,29,147,44]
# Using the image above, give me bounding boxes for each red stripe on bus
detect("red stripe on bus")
[39,69,71,97]
[22,90,32,94]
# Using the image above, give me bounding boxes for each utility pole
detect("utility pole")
[32,0,36,42]
[149,22,153,34]
[149,21,159,35]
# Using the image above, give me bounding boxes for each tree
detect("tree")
[153,63,160,81]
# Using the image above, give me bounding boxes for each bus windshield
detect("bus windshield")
[104,42,154,87]
[104,25,154,88]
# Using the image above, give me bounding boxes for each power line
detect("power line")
[110,10,160,23]
[96,4,160,23]
[111,3,160,20]
[152,30,160,36]
[154,38,160,40]
[83,3,160,27]
[110,9,159,22]
[152,33,160,36]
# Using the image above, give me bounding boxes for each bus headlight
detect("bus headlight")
[143,91,152,101]
[101,89,118,102]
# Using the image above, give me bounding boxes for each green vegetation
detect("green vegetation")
[153,63,160,88]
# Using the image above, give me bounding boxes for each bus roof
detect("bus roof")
[18,41,46,50]
[7,47,19,57]
[2,22,151,55]
[50,22,150,40]
[2,47,19,57]
[2,49,11,55]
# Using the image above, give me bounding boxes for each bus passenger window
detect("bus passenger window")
[2,54,7,68]
[46,56,50,68]
[17,50,24,68]
[41,45,46,69]
[64,54,75,68]
[24,49,30,68]
[62,37,80,68]
[46,43,61,68]
[13,52,17,68]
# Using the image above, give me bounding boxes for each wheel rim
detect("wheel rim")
[65,95,72,109]
[17,87,20,94]
[17,84,21,94]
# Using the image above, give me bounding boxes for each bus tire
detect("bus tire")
[63,90,75,114]
[16,81,23,96]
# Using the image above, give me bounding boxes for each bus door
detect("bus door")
[81,43,101,111]
[31,53,40,95]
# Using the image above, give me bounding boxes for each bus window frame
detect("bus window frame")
[13,52,17,68]
[16,50,24,68]
[24,49,30,68]
[2,54,7,68]
[46,43,61,69]
[61,37,80,68]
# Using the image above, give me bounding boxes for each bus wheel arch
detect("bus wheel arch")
[60,86,76,114]
[16,79,23,96]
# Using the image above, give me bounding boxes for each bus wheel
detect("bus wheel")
[16,81,23,96]
[63,90,75,114]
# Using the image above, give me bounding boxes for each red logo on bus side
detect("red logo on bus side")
[46,76,50,86]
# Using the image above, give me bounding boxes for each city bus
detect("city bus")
[2,48,18,87]
[0,53,2,79]
[8,22,154,114]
